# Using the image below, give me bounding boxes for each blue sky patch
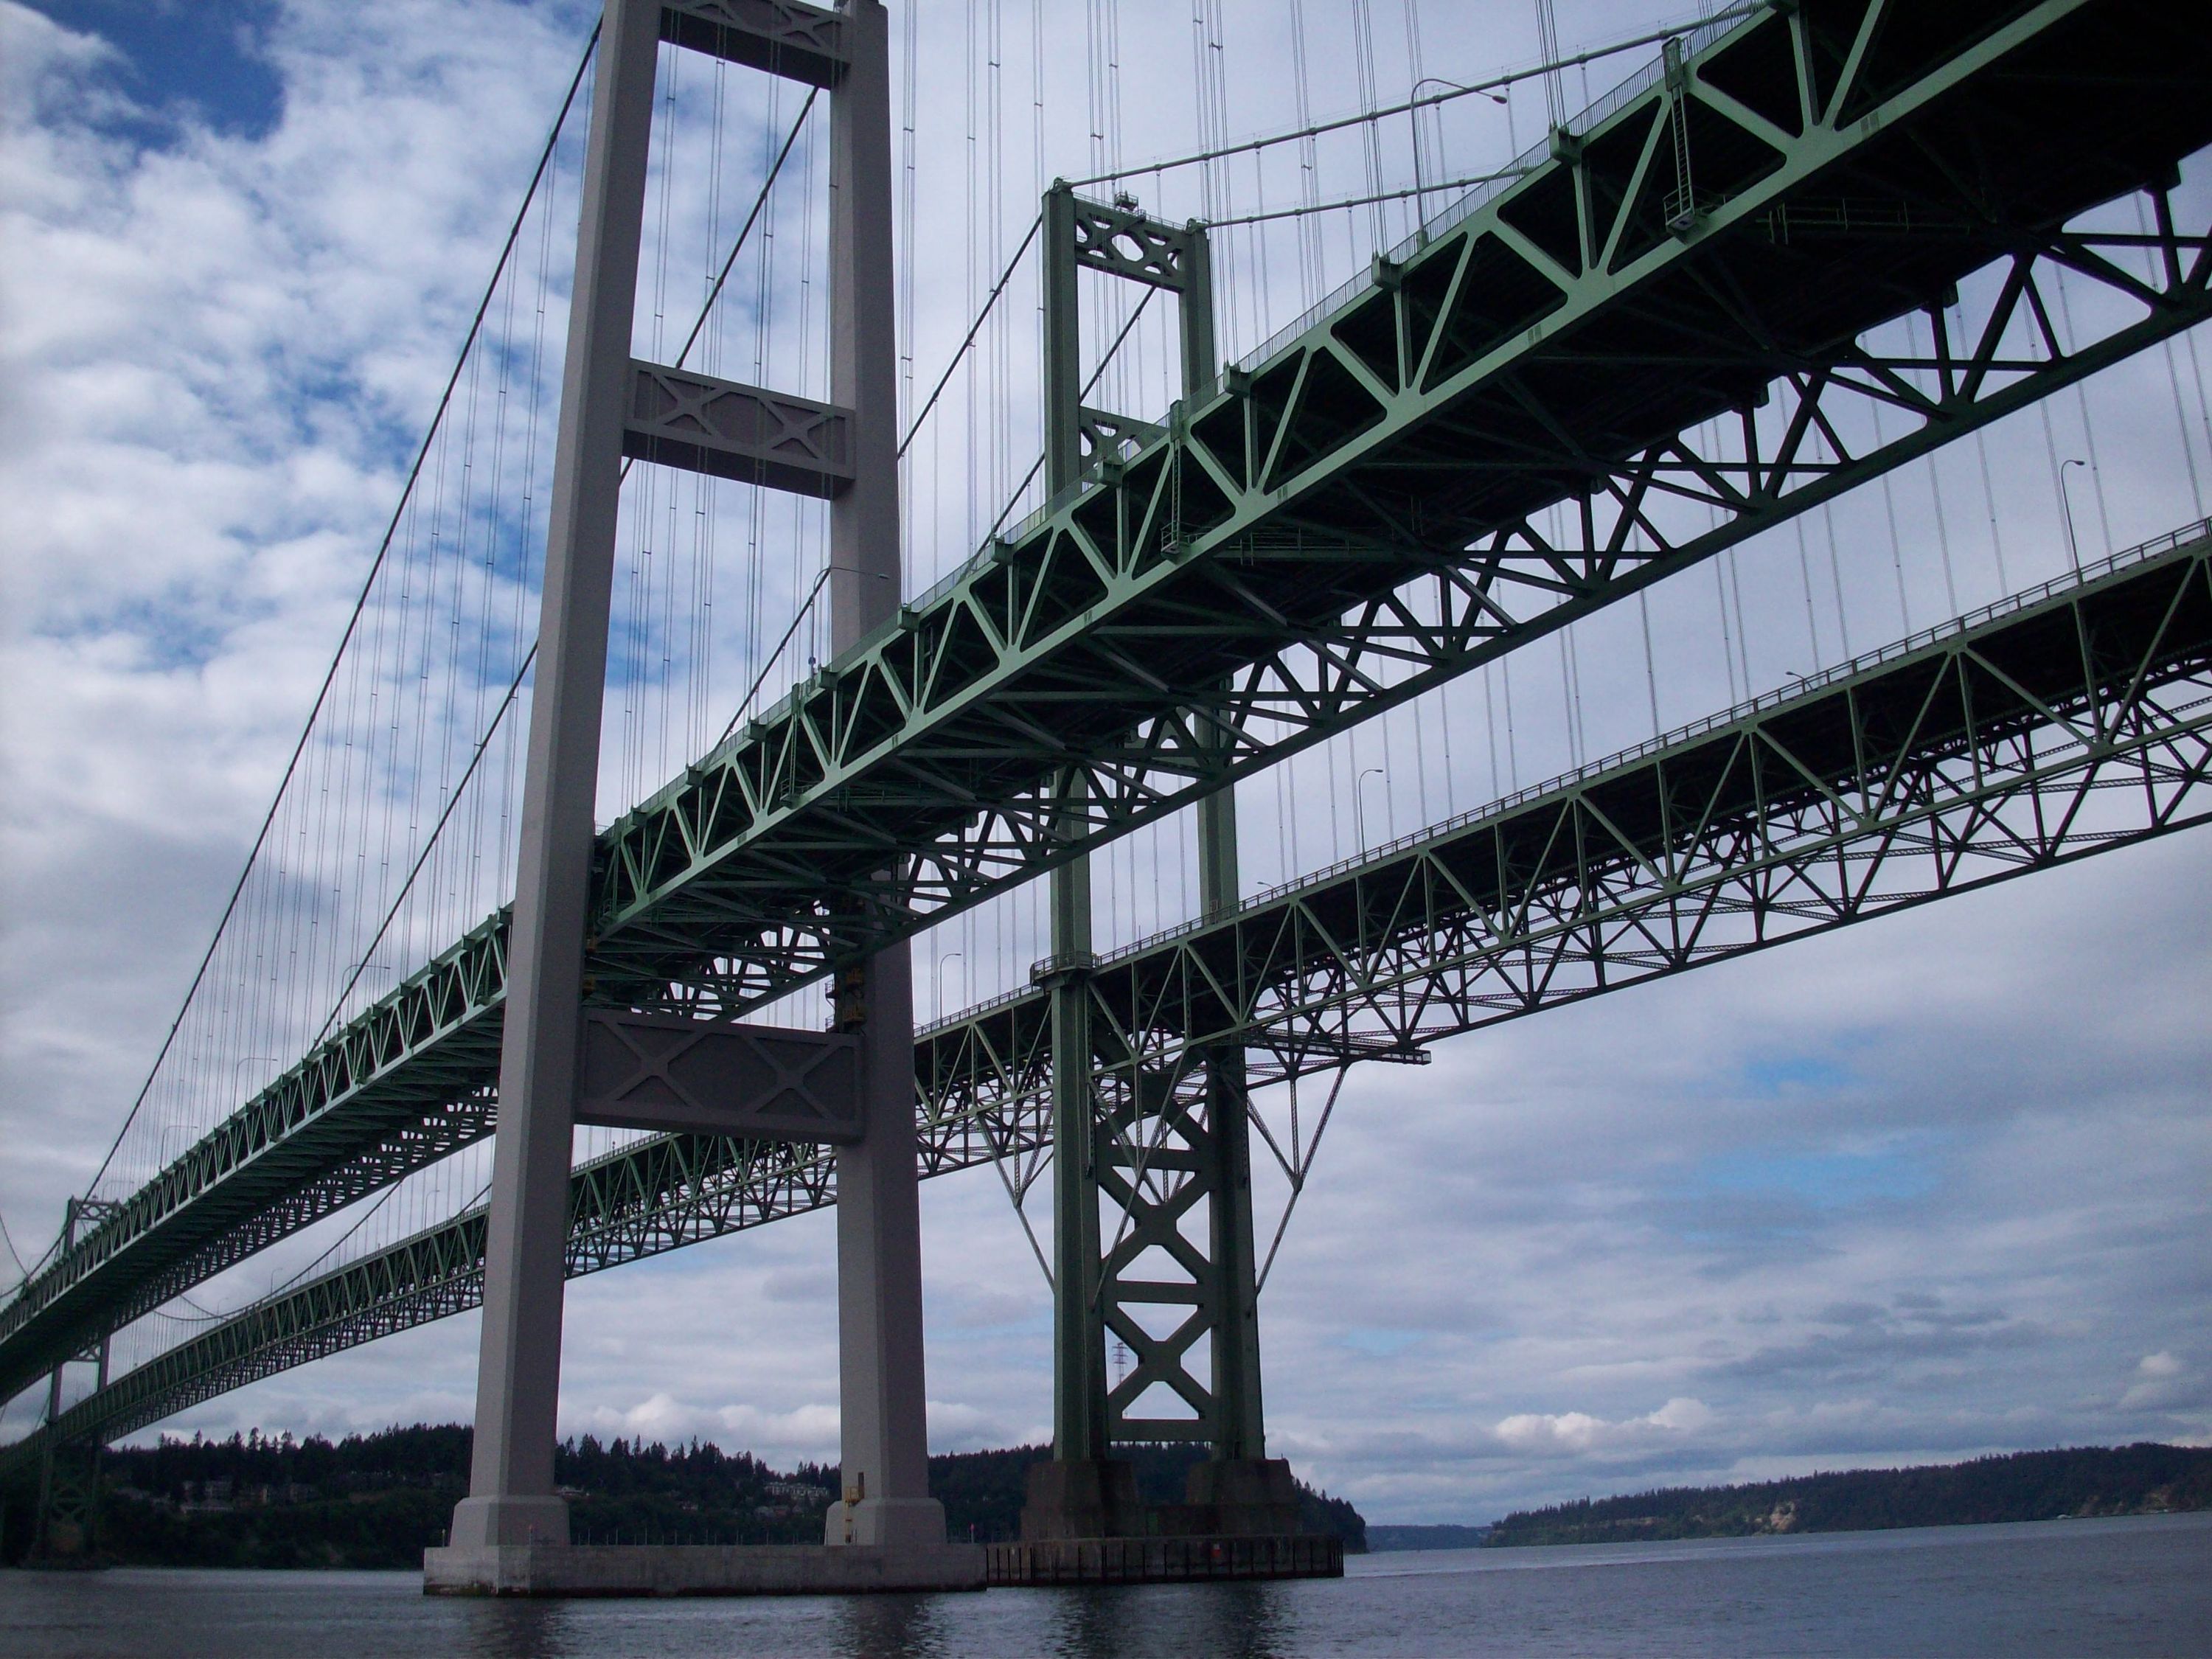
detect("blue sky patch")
[29,1,283,142]
[1741,1051,1862,1096]
[1693,1140,1943,1208]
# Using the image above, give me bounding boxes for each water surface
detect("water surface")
[2,1510,2205,1658]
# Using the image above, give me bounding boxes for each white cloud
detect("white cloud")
[2120,1352,2198,1411]
[1494,1398,1713,1457]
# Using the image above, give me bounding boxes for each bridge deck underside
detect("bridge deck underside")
[921,529,2212,1129]
[7,524,2205,1472]
[7,0,2212,1406]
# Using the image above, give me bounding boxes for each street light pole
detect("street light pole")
[933,951,963,1020]
[2059,457,2087,571]
[1408,78,1507,245]
[1354,766,1385,855]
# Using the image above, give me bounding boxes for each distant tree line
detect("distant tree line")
[1367,1523,1491,1551]
[1485,1444,2212,1548]
[1,1425,1363,1567]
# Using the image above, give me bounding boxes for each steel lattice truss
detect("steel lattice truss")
[926,524,2212,1123]
[1,1135,836,1482]
[7,0,2212,1405]
[10,521,2205,1475]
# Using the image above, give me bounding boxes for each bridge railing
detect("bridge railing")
[1071,515,2212,978]
[1235,4,1753,376]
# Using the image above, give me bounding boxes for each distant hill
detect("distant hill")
[1368,1523,1492,1551]
[1484,1444,2212,1548]
[0,1425,1364,1567]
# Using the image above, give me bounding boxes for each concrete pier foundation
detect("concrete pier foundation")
[1181,1458,1301,1537]
[986,1534,1340,1587]
[424,1542,984,1598]
[1018,1458,1147,1542]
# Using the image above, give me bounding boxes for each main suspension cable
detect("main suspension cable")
[670,88,819,374]
[313,91,824,1054]
[1198,164,1525,231]
[898,215,1042,459]
[0,1213,26,1295]
[68,29,603,1212]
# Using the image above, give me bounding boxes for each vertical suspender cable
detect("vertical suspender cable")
[74,34,599,1202]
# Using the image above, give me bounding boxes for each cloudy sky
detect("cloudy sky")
[1,0,2207,1526]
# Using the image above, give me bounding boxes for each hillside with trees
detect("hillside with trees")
[1485,1444,2212,1548]
[0,1426,1363,1566]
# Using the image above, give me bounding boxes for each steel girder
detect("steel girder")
[0,1135,838,1484]
[923,524,2212,1122]
[594,0,2212,999]
[8,0,2212,1404]
[10,518,2206,1474]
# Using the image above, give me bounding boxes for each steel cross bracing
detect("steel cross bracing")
[921,522,2212,1133]
[1,1135,838,1483]
[7,0,2212,1403]
[11,518,2207,1475]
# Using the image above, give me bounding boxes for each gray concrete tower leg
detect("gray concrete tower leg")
[447,0,658,1553]
[820,0,945,1554]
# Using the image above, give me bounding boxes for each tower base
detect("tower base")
[422,1541,987,1597]
[986,1533,1340,1585]
[1018,1458,1147,1541]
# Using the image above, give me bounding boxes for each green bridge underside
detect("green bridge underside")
[7,0,2211,1405]
[8,521,2205,1475]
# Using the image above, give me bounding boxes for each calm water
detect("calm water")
[2,1512,2206,1658]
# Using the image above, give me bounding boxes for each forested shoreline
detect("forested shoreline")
[1484,1444,2212,1548]
[0,1426,1363,1566]
[8,1433,2201,1566]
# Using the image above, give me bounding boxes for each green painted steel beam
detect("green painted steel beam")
[8,0,2211,1405]
[924,523,2212,1121]
[10,515,2206,1474]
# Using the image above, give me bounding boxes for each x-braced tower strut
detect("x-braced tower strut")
[1023,183,1295,1543]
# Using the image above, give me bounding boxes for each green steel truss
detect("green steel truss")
[8,0,2212,1405]
[1,1135,835,1485]
[922,524,2212,1131]
[10,517,2205,1476]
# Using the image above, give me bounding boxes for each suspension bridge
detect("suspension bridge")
[3,0,2209,1593]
